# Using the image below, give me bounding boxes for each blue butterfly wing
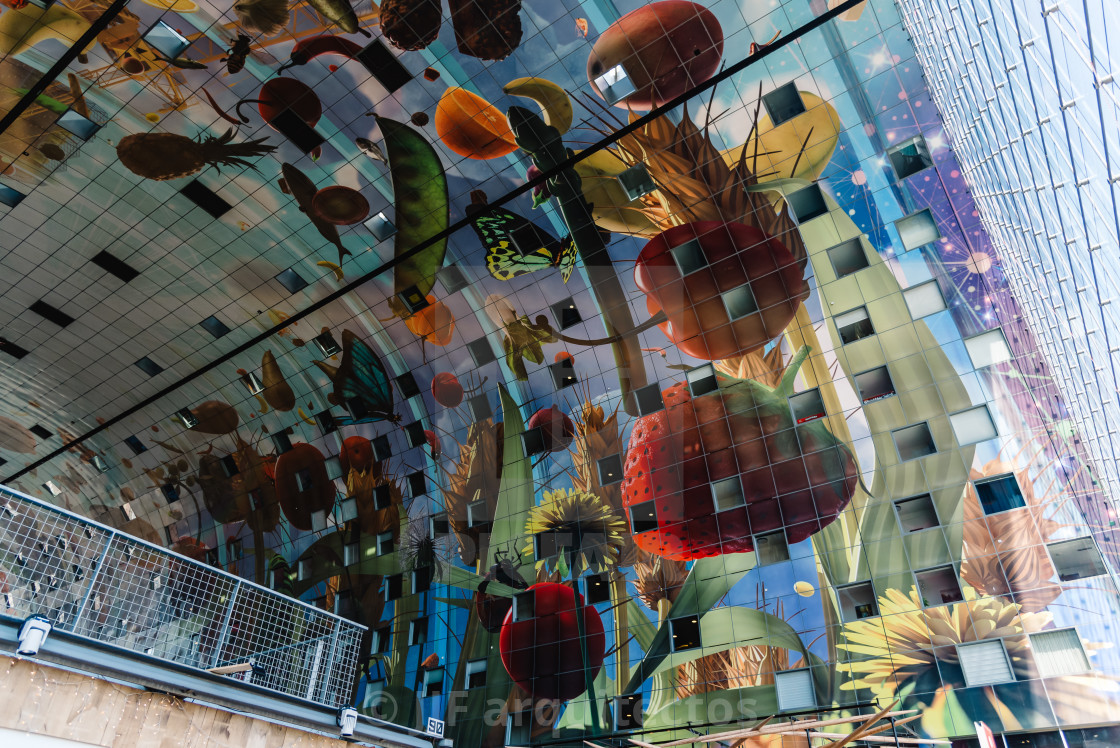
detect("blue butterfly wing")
[336,334,397,423]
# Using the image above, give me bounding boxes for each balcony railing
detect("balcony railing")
[0,485,364,708]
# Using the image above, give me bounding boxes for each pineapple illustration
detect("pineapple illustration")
[115,129,277,181]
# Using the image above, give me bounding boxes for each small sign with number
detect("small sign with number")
[426,717,445,738]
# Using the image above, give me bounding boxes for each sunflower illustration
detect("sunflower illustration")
[523,488,626,577]
[838,585,1120,731]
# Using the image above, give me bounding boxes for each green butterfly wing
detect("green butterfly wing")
[472,208,572,281]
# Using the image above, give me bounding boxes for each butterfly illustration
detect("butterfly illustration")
[330,330,401,425]
[471,208,578,283]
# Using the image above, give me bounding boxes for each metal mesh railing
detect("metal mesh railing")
[0,485,365,707]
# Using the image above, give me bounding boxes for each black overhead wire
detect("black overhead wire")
[3,0,866,483]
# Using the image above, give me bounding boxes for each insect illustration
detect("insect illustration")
[322,330,401,425]
[470,207,577,282]
[220,35,252,75]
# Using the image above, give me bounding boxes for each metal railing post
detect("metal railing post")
[209,580,242,669]
[69,531,115,633]
[318,619,343,704]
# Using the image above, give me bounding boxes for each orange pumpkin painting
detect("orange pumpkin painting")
[434,87,518,160]
[386,294,456,348]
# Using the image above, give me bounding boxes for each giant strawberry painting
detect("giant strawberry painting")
[621,347,858,560]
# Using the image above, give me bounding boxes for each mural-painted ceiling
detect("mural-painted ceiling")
[2,0,1120,743]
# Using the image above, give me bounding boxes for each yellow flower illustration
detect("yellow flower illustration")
[522,487,626,577]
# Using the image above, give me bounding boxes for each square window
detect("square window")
[887,135,934,180]
[774,668,816,711]
[585,573,611,604]
[438,264,469,294]
[397,285,430,314]
[357,39,411,92]
[136,357,164,377]
[422,667,444,698]
[762,83,806,126]
[892,422,937,461]
[670,238,707,275]
[144,20,191,58]
[598,454,623,485]
[312,331,341,357]
[373,625,391,652]
[975,474,1026,515]
[1047,537,1107,581]
[686,364,718,397]
[903,280,948,318]
[722,284,759,320]
[365,211,396,241]
[634,383,664,415]
[407,471,426,497]
[521,427,546,456]
[404,421,426,447]
[513,590,535,622]
[275,268,309,294]
[271,107,325,153]
[242,371,265,395]
[180,180,231,219]
[90,250,139,283]
[396,371,420,399]
[550,358,578,389]
[837,582,878,622]
[326,455,343,482]
[854,366,895,403]
[295,468,313,492]
[914,565,963,606]
[895,209,941,251]
[535,530,571,561]
[315,410,337,434]
[273,431,293,454]
[199,315,230,338]
[468,394,492,421]
[827,238,869,278]
[506,710,533,747]
[413,566,431,594]
[467,499,490,528]
[339,496,358,522]
[29,424,52,440]
[176,408,198,428]
[958,640,1014,686]
[410,617,427,645]
[374,484,393,510]
[754,530,790,565]
[950,406,998,445]
[669,616,701,652]
[91,455,109,473]
[629,500,658,533]
[551,297,582,329]
[508,221,547,256]
[894,494,939,533]
[613,695,642,730]
[311,509,328,532]
[617,163,657,201]
[298,558,312,581]
[43,481,62,497]
[466,659,487,689]
[385,573,404,600]
[964,329,1013,368]
[344,541,360,566]
[372,435,392,461]
[836,306,874,344]
[1031,628,1091,676]
[430,513,449,536]
[594,64,638,105]
[0,338,29,359]
[785,184,829,223]
[468,338,496,366]
[377,531,394,555]
[160,484,179,503]
[0,185,26,208]
[789,388,826,423]
[712,477,744,512]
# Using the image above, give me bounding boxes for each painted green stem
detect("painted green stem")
[507,106,652,418]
